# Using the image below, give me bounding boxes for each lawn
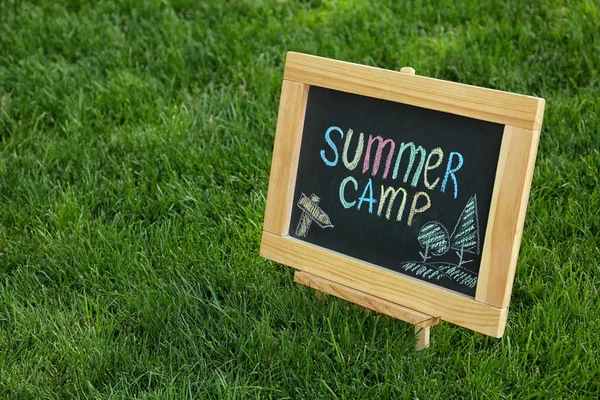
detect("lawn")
[0,0,599,398]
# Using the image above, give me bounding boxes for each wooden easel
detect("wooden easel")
[262,53,544,343]
[294,271,440,350]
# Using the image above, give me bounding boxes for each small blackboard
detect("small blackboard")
[289,86,504,296]
[261,52,545,337]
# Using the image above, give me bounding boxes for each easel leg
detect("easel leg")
[415,326,430,350]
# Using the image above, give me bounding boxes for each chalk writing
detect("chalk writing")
[320,126,343,166]
[407,192,431,226]
[424,148,444,190]
[339,181,432,226]
[441,152,464,199]
[342,129,363,171]
[363,135,395,178]
[377,186,407,221]
[392,142,426,187]
[323,127,462,193]
[357,178,377,214]
[322,126,464,227]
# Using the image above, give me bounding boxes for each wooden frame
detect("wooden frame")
[261,52,544,338]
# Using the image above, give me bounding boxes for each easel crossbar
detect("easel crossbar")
[294,271,439,349]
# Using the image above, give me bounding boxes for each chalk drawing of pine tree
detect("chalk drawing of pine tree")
[450,194,480,268]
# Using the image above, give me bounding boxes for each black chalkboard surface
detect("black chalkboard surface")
[289,86,504,296]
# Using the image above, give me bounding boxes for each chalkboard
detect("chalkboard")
[261,52,545,337]
[289,86,504,296]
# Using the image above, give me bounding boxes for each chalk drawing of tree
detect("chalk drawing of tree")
[450,195,480,267]
[417,221,450,262]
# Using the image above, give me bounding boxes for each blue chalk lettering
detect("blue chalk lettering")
[320,126,343,167]
[441,151,464,199]
[357,178,377,214]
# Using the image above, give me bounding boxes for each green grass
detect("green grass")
[0,0,599,398]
